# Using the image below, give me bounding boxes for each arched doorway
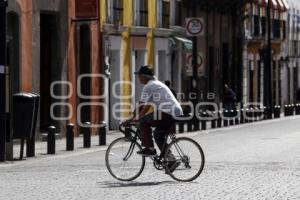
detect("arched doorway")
[77,24,91,124]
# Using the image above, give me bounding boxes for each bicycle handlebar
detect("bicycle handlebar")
[119,121,138,134]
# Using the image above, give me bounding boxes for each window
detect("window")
[282,20,286,39]
[162,0,170,28]
[273,19,281,39]
[294,40,298,56]
[261,17,266,37]
[253,15,260,37]
[139,0,148,26]
[174,0,182,26]
[112,0,123,24]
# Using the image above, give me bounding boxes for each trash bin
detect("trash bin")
[12,92,40,159]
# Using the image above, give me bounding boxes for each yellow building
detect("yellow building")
[100,0,184,129]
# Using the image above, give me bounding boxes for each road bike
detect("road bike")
[105,122,205,182]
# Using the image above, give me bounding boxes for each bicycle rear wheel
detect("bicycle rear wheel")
[105,137,145,181]
[164,137,205,182]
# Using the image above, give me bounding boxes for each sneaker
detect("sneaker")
[166,160,181,174]
[137,148,157,157]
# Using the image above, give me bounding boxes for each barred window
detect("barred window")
[139,0,148,26]
[112,0,123,24]
[174,0,182,26]
[162,0,170,28]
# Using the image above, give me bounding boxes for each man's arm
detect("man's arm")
[133,103,152,121]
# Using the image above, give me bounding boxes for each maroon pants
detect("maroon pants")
[138,112,175,150]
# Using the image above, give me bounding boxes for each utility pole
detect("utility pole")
[0,0,7,162]
[264,0,273,114]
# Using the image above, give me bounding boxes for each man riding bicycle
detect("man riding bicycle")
[123,65,183,157]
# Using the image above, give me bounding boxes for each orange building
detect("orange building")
[6,0,104,136]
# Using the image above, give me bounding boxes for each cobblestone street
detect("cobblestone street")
[1,116,300,200]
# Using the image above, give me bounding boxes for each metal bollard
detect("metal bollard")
[217,111,222,128]
[296,104,300,115]
[99,121,107,146]
[47,126,56,154]
[284,105,288,116]
[194,116,200,131]
[83,122,91,148]
[211,112,217,129]
[201,119,207,130]
[291,104,295,116]
[26,138,35,157]
[249,108,254,122]
[229,110,234,126]
[178,120,185,133]
[254,108,258,121]
[223,110,229,127]
[287,105,291,116]
[66,123,74,151]
[187,118,193,132]
[235,110,240,125]
[240,109,244,124]
[274,106,280,118]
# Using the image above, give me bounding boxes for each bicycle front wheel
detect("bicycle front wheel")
[105,137,145,181]
[164,137,205,182]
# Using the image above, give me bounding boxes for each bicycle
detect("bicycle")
[105,122,205,182]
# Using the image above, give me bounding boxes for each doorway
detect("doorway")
[77,24,92,124]
[40,13,58,132]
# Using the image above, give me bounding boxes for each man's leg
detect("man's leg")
[139,113,155,148]
[153,129,167,152]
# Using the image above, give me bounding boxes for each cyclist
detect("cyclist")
[123,65,183,158]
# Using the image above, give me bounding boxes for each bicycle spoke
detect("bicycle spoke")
[105,137,145,181]
[164,137,205,182]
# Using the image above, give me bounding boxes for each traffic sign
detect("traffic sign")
[185,52,205,77]
[186,18,204,36]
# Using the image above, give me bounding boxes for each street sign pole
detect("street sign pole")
[264,0,273,114]
[0,0,7,162]
[191,0,199,130]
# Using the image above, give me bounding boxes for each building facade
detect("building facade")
[99,0,185,129]
[243,0,288,107]
[7,0,69,134]
[7,0,104,135]
[282,0,300,105]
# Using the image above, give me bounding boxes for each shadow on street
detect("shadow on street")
[98,181,176,188]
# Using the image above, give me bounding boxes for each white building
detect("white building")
[282,0,300,105]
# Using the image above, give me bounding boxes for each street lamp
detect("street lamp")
[0,0,8,162]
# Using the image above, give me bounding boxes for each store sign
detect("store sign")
[75,0,99,19]
[186,18,205,37]
[185,52,205,77]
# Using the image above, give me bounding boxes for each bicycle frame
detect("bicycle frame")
[119,124,182,166]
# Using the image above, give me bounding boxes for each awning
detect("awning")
[271,0,278,8]
[276,0,285,10]
[261,0,277,7]
[173,37,193,52]
[260,0,288,11]
[281,0,289,10]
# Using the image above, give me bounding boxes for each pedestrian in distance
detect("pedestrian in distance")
[223,84,236,111]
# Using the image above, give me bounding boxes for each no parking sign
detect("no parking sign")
[186,18,205,37]
[185,52,205,77]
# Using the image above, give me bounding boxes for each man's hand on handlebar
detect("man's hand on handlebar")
[121,117,139,127]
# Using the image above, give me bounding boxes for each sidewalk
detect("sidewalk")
[10,130,124,161]
[4,114,299,163]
